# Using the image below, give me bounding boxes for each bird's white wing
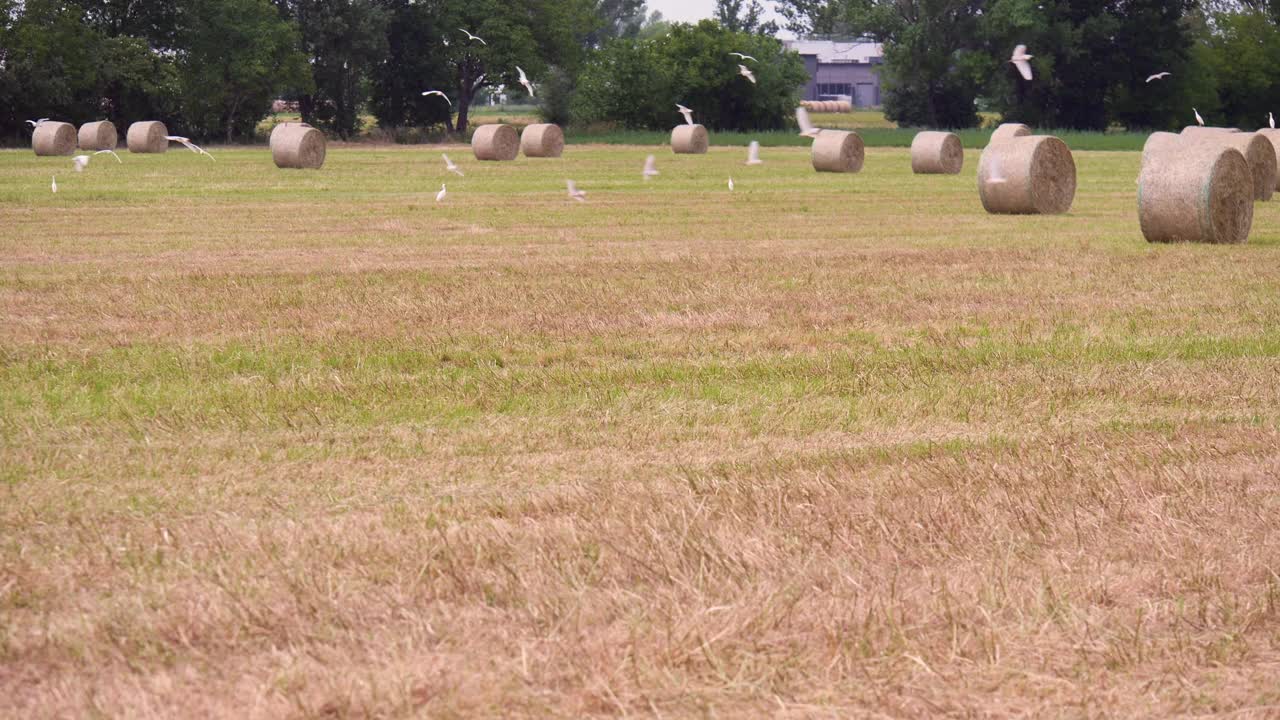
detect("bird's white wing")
[94,149,122,163]
[73,156,89,172]
[1013,44,1027,57]
[1194,108,1204,126]
[517,66,528,83]
[1013,59,1032,81]
[739,65,756,83]
[796,107,819,136]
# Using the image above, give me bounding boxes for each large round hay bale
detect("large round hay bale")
[1257,128,1280,190]
[811,130,864,173]
[32,122,76,156]
[1183,131,1276,201]
[1181,126,1240,138]
[671,124,709,154]
[1139,141,1252,244]
[271,123,326,169]
[472,124,519,161]
[836,101,853,113]
[910,131,963,174]
[520,123,564,158]
[987,123,1032,147]
[127,121,168,153]
[977,135,1076,215]
[77,121,117,151]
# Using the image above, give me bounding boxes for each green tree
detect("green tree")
[716,0,780,35]
[588,0,649,45]
[1203,9,1280,127]
[369,0,454,130]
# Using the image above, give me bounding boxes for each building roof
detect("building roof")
[784,38,883,64]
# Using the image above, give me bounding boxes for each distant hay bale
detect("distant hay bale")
[1139,139,1252,244]
[835,101,853,113]
[987,123,1032,146]
[32,122,76,156]
[671,124,709,154]
[520,123,564,158]
[271,123,327,169]
[472,124,519,161]
[910,131,963,174]
[1182,131,1276,201]
[811,130,864,173]
[977,135,1076,214]
[1257,128,1280,190]
[127,121,168,153]
[77,121,117,151]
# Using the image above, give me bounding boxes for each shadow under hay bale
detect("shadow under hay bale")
[1140,136,1253,244]
[520,124,564,158]
[78,121,117,151]
[671,125,709,154]
[811,130,864,173]
[127,121,168,153]
[32,122,76,156]
[977,135,1076,215]
[1182,130,1275,201]
[911,131,963,174]
[472,124,519,161]
[270,123,326,169]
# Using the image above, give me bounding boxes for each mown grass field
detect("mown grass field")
[2,142,1279,717]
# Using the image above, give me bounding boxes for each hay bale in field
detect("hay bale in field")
[977,135,1076,214]
[271,123,326,169]
[811,130,864,173]
[520,123,564,158]
[472,124,519,161]
[127,121,168,153]
[1257,128,1280,190]
[1183,131,1276,201]
[910,131,963,174]
[32,122,76,156]
[835,101,853,113]
[671,124,709,154]
[77,121,117,151]
[987,123,1032,147]
[1139,140,1252,244]
[1181,126,1240,138]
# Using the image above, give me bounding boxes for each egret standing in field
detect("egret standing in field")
[728,177,735,192]
[1270,112,1275,129]
[643,154,659,180]
[443,153,464,176]
[746,141,763,165]
[436,183,447,202]
[738,64,756,84]
[1010,44,1033,81]
[1145,72,1171,83]
[676,104,694,126]
[566,180,586,202]
[422,90,452,105]
[796,107,821,138]
[51,176,57,193]
[516,66,535,97]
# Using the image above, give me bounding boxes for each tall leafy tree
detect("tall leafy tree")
[1203,8,1280,127]
[588,0,649,45]
[715,0,779,35]
[369,0,453,130]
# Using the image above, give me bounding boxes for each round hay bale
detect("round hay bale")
[1140,131,1184,173]
[77,121,117,151]
[1257,128,1280,190]
[671,124,709,154]
[1139,142,1252,244]
[520,123,564,158]
[811,130,864,173]
[987,123,1032,147]
[836,101,853,113]
[127,121,168,153]
[823,101,837,113]
[910,131,963,174]
[977,135,1076,215]
[1184,131,1276,201]
[271,123,327,169]
[32,122,76,156]
[1181,126,1240,138]
[472,124,519,161]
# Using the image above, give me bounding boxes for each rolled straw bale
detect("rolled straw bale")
[1141,131,1183,172]
[811,130,865,173]
[823,101,837,113]
[910,131,964,174]
[987,123,1032,147]
[671,124,709,154]
[471,124,519,161]
[127,121,168,153]
[77,121,117,151]
[1257,128,1280,190]
[520,123,564,158]
[32,122,76,156]
[1139,141,1252,244]
[1185,131,1276,201]
[1181,126,1240,138]
[977,135,1076,214]
[271,123,326,169]
[836,101,853,113]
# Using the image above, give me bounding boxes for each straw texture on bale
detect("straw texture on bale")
[671,124,709,154]
[835,101,852,113]
[77,121,117,151]
[910,131,963,174]
[811,130,865,173]
[472,124,519,161]
[270,123,327,169]
[977,135,1076,215]
[1183,131,1276,201]
[520,123,565,158]
[987,123,1032,146]
[1139,140,1252,244]
[127,121,168,153]
[32,122,76,156]
[1181,126,1240,138]
[1257,128,1280,190]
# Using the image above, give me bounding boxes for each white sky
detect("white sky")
[647,0,790,35]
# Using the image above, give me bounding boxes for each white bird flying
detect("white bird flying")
[566,179,586,202]
[1194,107,1204,126]
[746,141,763,165]
[459,28,486,45]
[95,149,122,163]
[166,136,215,160]
[1145,72,1171,83]
[73,155,90,172]
[676,104,694,126]
[422,90,452,105]
[516,66,535,97]
[26,118,49,127]
[729,52,757,62]
[738,64,756,84]
[796,106,820,138]
[436,183,447,202]
[443,153,464,176]
[1010,44,1033,81]
[728,177,735,192]
[643,154,659,180]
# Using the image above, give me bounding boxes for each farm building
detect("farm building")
[784,38,884,108]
